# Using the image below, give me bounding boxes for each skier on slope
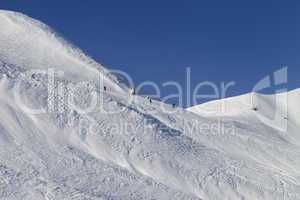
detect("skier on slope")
[147,96,152,103]
[130,87,135,95]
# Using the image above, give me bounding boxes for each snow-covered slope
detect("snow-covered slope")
[1,10,300,200]
[0,10,125,93]
[188,90,300,140]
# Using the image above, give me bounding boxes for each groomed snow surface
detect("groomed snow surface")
[1,10,300,200]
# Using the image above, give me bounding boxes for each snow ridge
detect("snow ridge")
[0,10,126,93]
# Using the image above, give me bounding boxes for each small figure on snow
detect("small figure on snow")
[130,87,135,95]
[146,96,152,103]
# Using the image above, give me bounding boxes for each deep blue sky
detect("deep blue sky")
[1,0,300,106]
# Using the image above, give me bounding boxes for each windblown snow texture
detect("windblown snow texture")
[1,10,300,200]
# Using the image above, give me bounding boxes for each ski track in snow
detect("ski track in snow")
[0,9,300,200]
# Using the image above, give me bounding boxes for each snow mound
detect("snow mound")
[1,10,300,200]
